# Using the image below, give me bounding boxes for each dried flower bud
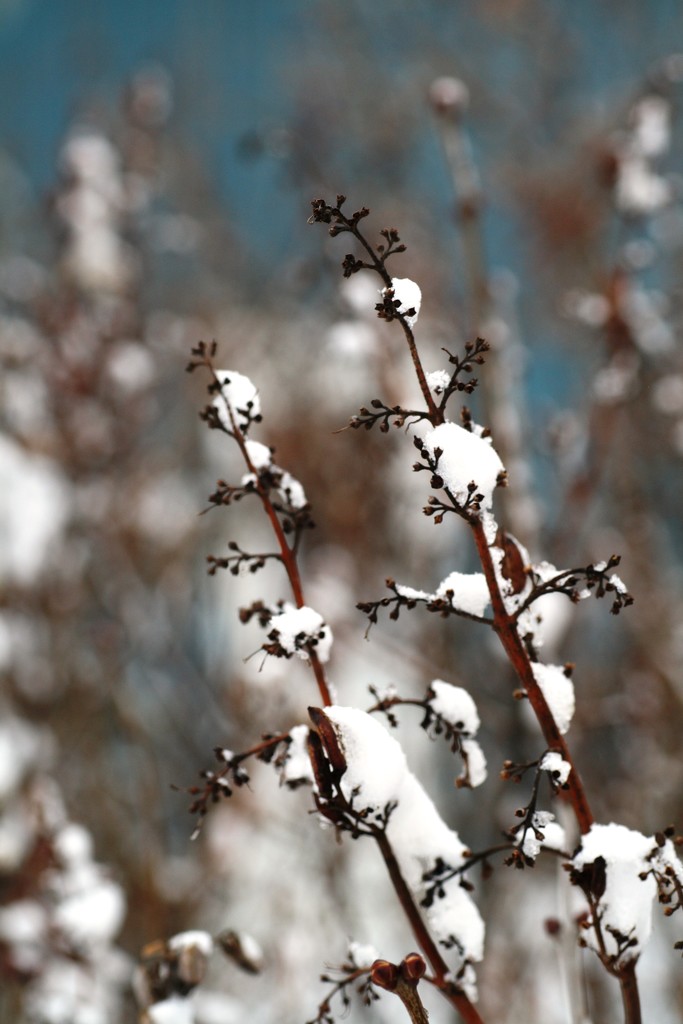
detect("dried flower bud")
[370,959,400,991]
[400,952,427,985]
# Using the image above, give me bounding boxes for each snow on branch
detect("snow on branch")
[310,705,485,999]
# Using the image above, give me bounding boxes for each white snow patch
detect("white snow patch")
[395,583,431,601]
[281,725,314,787]
[322,707,484,977]
[387,277,422,328]
[168,930,214,957]
[540,751,571,786]
[277,470,307,510]
[214,371,261,431]
[149,995,195,1024]
[427,369,451,395]
[268,605,333,664]
[572,823,658,965]
[428,681,480,736]
[459,738,487,789]
[531,663,575,735]
[423,422,504,511]
[348,940,379,969]
[520,812,566,860]
[435,571,490,617]
[244,440,272,470]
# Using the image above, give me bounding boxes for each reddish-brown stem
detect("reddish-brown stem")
[402,320,442,423]
[212,363,332,707]
[391,977,431,1024]
[373,830,486,1024]
[618,961,641,1024]
[470,518,594,833]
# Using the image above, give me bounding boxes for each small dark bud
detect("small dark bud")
[399,952,426,985]
[370,959,399,991]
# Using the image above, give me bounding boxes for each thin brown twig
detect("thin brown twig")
[470,518,595,834]
[207,355,333,707]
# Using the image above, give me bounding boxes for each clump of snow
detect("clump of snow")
[348,940,379,969]
[395,571,490,619]
[268,605,333,664]
[428,681,480,736]
[427,681,487,788]
[387,277,422,329]
[459,738,487,789]
[325,706,407,809]
[322,707,484,986]
[241,441,308,510]
[519,812,566,861]
[540,751,571,786]
[168,931,214,957]
[435,571,490,618]
[214,371,261,431]
[0,438,71,585]
[280,725,314,788]
[244,439,272,470]
[531,663,575,735]
[427,369,451,395]
[572,823,658,966]
[276,470,307,509]
[148,994,195,1024]
[423,421,504,511]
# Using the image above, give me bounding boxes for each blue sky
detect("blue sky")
[1,0,681,286]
